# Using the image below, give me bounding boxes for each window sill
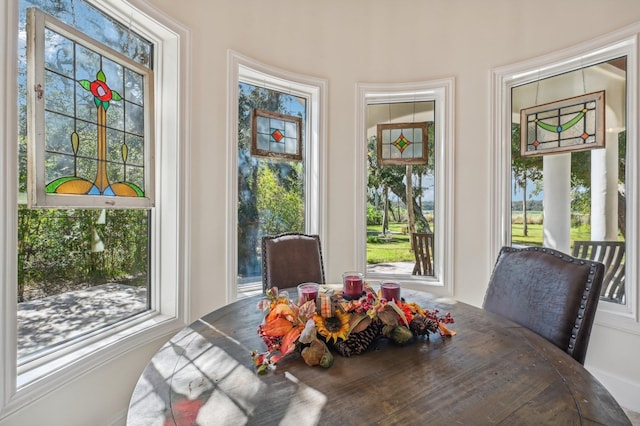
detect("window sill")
[1,312,184,420]
[595,307,640,336]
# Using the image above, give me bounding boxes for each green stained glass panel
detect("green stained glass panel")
[520,91,605,157]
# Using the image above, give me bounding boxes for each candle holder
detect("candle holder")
[342,272,364,299]
[297,283,319,305]
[380,280,401,301]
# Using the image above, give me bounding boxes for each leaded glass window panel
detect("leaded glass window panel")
[251,109,303,161]
[377,122,428,166]
[27,8,154,208]
[520,91,605,157]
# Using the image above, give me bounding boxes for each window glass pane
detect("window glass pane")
[510,57,627,304]
[44,70,75,115]
[237,82,307,284]
[20,0,152,68]
[18,207,150,358]
[17,0,153,359]
[366,101,436,276]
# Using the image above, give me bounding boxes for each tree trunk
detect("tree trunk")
[417,170,422,208]
[387,179,431,233]
[382,186,389,234]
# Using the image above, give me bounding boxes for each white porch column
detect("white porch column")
[543,153,571,252]
[591,127,620,241]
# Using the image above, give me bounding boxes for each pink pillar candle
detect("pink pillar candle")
[297,283,319,305]
[380,281,401,301]
[343,272,364,299]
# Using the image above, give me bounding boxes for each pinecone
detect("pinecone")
[333,322,382,357]
[409,315,439,336]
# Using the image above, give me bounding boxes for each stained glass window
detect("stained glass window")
[251,109,302,161]
[377,122,428,166]
[27,8,154,208]
[520,91,605,157]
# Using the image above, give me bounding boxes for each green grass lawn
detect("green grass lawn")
[367,222,602,264]
[511,223,593,247]
[366,225,413,264]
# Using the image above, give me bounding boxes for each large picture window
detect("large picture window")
[491,28,638,328]
[17,3,153,365]
[511,61,625,304]
[356,80,455,294]
[367,102,435,275]
[227,52,326,298]
[1,0,187,415]
[237,82,307,281]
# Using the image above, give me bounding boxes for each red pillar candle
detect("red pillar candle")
[342,272,364,299]
[380,281,401,301]
[297,283,319,305]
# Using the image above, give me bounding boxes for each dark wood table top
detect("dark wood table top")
[127,289,631,425]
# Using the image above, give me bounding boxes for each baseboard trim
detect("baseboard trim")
[587,365,640,413]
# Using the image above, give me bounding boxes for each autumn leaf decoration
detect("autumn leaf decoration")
[252,285,455,373]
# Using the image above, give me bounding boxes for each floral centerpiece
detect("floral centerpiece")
[251,283,455,374]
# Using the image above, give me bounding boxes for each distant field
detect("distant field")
[511,223,593,247]
[367,219,613,263]
[511,211,543,225]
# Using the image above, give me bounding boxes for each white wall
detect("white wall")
[3,1,640,424]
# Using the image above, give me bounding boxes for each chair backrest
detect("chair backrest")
[411,232,434,276]
[572,240,625,304]
[261,232,325,293]
[483,246,604,364]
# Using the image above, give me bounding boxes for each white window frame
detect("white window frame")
[355,79,455,296]
[226,50,327,301]
[490,24,640,333]
[0,0,190,418]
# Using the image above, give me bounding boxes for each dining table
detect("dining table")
[126,287,631,425]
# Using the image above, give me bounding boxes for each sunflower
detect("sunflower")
[313,310,351,343]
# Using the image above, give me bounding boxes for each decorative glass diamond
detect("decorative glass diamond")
[392,132,411,153]
[271,128,284,143]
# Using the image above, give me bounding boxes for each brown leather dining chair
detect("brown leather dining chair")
[483,246,605,364]
[261,232,325,293]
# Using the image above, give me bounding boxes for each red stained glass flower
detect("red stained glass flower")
[79,69,122,111]
[90,80,113,102]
